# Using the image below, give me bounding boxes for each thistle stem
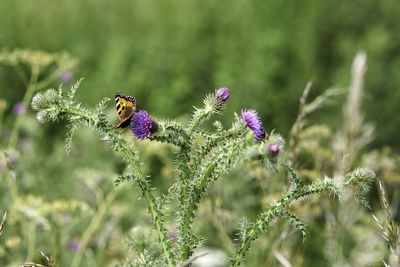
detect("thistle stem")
[180,160,217,261]
[178,133,240,261]
[230,179,336,267]
[187,107,213,136]
[120,142,176,266]
[62,104,176,266]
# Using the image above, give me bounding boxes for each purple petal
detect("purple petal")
[131,110,157,140]
[216,87,230,102]
[241,109,266,141]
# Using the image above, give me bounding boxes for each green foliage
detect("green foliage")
[24,80,376,266]
[1,0,399,150]
[1,2,399,264]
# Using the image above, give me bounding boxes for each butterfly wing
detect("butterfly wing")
[113,93,136,129]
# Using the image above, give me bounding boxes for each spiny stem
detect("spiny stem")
[231,179,336,266]
[45,99,176,266]
[180,137,240,261]
[35,93,176,266]
[187,97,216,136]
[187,110,207,136]
[190,128,237,170]
[119,142,176,266]
[180,160,217,261]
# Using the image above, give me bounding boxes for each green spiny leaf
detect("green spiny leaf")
[279,209,307,241]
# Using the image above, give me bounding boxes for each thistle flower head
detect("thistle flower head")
[13,102,26,116]
[268,144,279,156]
[60,71,73,83]
[241,109,266,141]
[216,87,230,102]
[213,87,230,112]
[131,110,158,140]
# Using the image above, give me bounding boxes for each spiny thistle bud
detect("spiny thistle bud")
[131,110,158,140]
[268,144,279,156]
[241,109,266,141]
[216,87,230,102]
[345,168,375,194]
[213,87,230,112]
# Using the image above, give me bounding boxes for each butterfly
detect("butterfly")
[113,93,136,129]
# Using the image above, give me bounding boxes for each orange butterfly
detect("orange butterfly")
[113,93,136,129]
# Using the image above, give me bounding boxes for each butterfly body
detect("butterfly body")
[113,93,136,129]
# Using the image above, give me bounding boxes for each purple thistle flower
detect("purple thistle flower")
[131,110,158,140]
[60,71,73,83]
[241,109,266,141]
[69,239,81,252]
[216,87,230,102]
[268,144,279,156]
[13,102,26,116]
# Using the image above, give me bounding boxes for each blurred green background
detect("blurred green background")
[1,0,399,150]
[1,0,400,266]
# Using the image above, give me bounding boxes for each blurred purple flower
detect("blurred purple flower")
[241,109,266,141]
[69,239,81,252]
[13,102,26,116]
[60,71,73,83]
[268,144,279,156]
[131,110,158,140]
[216,87,230,102]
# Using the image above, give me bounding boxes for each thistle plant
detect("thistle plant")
[0,48,77,149]
[31,80,376,266]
